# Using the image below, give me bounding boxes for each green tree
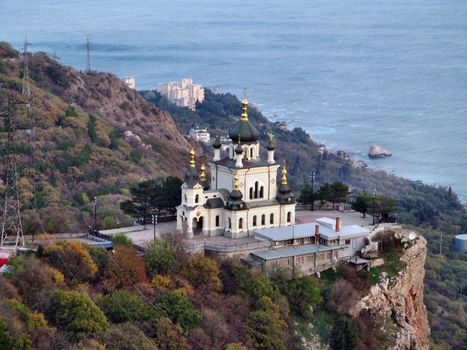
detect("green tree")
[96,291,155,323]
[144,234,186,276]
[285,276,322,319]
[330,315,361,350]
[120,176,183,222]
[328,182,349,206]
[245,296,287,350]
[52,290,108,340]
[352,193,370,218]
[87,114,98,143]
[109,129,119,150]
[155,290,202,333]
[298,184,313,204]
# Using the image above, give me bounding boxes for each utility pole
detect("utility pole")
[372,188,376,226]
[93,196,98,234]
[1,94,26,246]
[85,36,92,74]
[310,171,315,211]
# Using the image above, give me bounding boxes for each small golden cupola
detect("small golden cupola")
[277,161,295,204]
[185,147,200,188]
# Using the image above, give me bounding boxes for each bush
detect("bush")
[112,233,133,247]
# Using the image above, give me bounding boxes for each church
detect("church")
[176,96,296,239]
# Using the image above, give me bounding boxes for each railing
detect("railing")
[184,240,271,253]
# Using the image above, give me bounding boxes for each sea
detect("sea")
[1,0,467,201]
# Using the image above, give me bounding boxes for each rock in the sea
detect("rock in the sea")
[369,144,392,158]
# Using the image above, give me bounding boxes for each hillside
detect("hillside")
[0,42,193,233]
[142,90,466,349]
[0,229,429,350]
[0,40,465,348]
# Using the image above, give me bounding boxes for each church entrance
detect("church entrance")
[192,217,203,235]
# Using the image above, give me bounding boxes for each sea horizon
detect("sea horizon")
[2,0,466,202]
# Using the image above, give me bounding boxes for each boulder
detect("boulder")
[369,144,392,159]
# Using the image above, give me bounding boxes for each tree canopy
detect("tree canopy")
[120,176,182,221]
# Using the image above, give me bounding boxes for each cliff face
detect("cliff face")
[350,231,430,350]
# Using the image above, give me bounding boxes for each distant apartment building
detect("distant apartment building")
[189,127,210,143]
[156,78,204,111]
[122,77,136,90]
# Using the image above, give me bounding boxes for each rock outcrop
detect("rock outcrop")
[369,144,392,158]
[350,230,430,350]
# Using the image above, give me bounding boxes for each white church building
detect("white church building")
[176,96,296,239]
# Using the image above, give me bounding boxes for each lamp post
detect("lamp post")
[93,196,98,234]
[310,171,315,211]
[152,213,158,244]
[372,189,376,226]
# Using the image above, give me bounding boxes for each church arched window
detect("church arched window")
[249,187,253,200]
[261,214,265,225]
[287,212,291,223]
[250,147,253,158]
[239,218,243,229]
[215,215,220,227]
[195,194,199,204]
[254,182,259,199]
[270,213,274,224]
[228,218,231,229]
[253,215,257,226]
[260,186,264,198]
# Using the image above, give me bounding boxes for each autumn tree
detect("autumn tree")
[182,254,222,292]
[43,241,98,284]
[98,323,158,350]
[154,317,191,350]
[105,245,147,289]
[52,290,108,340]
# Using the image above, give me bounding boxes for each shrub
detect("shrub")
[112,233,133,247]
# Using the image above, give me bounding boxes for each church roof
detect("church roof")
[213,157,276,169]
[205,197,224,209]
[229,97,259,143]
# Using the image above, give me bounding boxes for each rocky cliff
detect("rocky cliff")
[350,230,430,350]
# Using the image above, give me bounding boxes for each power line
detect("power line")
[85,36,92,74]
[21,37,31,97]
